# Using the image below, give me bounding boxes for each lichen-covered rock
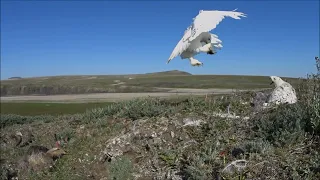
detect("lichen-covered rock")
[100,116,201,179]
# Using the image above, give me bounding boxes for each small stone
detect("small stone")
[222,160,248,176]
[170,131,175,138]
[183,118,202,127]
[153,138,162,144]
[151,132,157,138]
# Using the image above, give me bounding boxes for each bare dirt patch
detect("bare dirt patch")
[0,88,268,103]
[0,93,203,103]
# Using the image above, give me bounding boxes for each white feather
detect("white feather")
[267,76,298,105]
[167,9,246,64]
[188,10,246,42]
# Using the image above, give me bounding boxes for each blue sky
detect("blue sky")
[1,0,319,79]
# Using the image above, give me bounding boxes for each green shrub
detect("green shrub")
[0,114,54,128]
[108,156,134,180]
[296,57,320,135]
[251,103,307,146]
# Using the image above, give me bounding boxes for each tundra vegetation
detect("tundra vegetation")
[0,58,319,180]
[1,70,299,96]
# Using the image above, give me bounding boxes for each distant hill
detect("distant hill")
[144,70,192,76]
[0,71,300,96]
[8,77,23,80]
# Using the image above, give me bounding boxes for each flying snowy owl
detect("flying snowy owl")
[167,9,247,66]
[264,76,298,106]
